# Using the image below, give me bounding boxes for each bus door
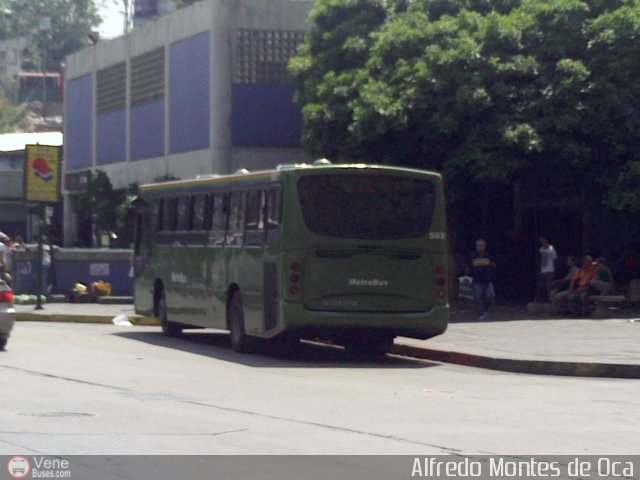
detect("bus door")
[242,188,281,335]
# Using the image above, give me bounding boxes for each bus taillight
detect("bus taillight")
[435,265,447,298]
[289,262,302,296]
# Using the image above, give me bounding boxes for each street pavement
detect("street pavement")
[4,321,639,455]
[13,300,640,378]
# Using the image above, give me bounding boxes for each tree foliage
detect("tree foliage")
[291,0,640,208]
[0,80,29,132]
[0,0,101,71]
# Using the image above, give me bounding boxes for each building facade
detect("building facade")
[134,0,177,28]
[63,0,314,246]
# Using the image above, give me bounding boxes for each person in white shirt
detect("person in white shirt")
[534,235,557,303]
[0,233,7,281]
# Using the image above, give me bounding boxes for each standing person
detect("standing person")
[468,238,496,320]
[0,233,8,282]
[2,234,14,284]
[534,236,557,303]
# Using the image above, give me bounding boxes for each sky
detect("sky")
[97,0,125,40]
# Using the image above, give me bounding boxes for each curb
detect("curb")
[390,344,640,379]
[15,312,639,379]
[16,312,160,327]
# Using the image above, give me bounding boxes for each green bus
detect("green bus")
[132,161,449,355]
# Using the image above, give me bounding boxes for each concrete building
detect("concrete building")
[63,0,314,246]
[134,0,177,28]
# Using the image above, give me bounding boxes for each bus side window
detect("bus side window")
[202,195,213,231]
[211,194,225,245]
[156,199,164,231]
[245,189,266,246]
[226,191,244,246]
[167,197,179,231]
[266,187,282,244]
[191,195,207,231]
[177,196,190,231]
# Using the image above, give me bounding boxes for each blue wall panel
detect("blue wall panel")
[232,85,302,148]
[97,110,126,165]
[131,101,165,160]
[65,75,93,169]
[170,32,210,153]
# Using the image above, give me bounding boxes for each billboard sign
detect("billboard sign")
[24,144,62,203]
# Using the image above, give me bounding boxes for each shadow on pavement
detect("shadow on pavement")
[113,329,440,369]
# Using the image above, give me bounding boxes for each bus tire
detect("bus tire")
[228,290,253,353]
[344,333,393,357]
[157,291,182,337]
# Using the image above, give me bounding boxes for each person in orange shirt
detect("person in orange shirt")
[567,255,598,316]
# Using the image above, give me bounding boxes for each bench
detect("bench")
[588,295,625,318]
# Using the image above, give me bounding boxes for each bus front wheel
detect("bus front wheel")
[157,292,182,337]
[228,290,253,353]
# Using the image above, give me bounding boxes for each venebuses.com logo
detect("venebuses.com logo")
[6,456,72,479]
[7,456,30,479]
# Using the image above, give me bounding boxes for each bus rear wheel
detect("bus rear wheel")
[344,333,393,357]
[157,292,182,337]
[228,290,254,353]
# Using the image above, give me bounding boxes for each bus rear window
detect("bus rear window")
[298,175,436,239]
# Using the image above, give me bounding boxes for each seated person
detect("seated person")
[566,256,598,316]
[613,247,640,300]
[550,256,579,314]
[589,257,614,295]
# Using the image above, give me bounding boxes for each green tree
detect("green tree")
[0,0,101,71]
[72,170,126,247]
[0,79,30,132]
[587,2,640,211]
[291,0,640,207]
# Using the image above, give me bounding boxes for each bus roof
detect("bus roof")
[139,163,441,197]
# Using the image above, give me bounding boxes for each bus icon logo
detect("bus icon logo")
[7,456,30,479]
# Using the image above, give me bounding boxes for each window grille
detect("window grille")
[234,29,305,85]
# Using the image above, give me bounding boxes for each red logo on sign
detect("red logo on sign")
[33,156,54,181]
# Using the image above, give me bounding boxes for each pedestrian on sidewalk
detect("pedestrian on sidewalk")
[550,255,578,314]
[589,257,615,295]
[468,238,496,320]
[0,232,9,283]
[567,255,598,316]
[534,235,557,303]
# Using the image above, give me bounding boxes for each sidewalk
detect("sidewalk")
[14,301,640,379]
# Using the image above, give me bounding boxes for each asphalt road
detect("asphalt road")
[1,322,638,455]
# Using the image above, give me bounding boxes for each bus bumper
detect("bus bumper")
[279,302,449,340]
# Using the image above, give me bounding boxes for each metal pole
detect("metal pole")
[35,214,44,310]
